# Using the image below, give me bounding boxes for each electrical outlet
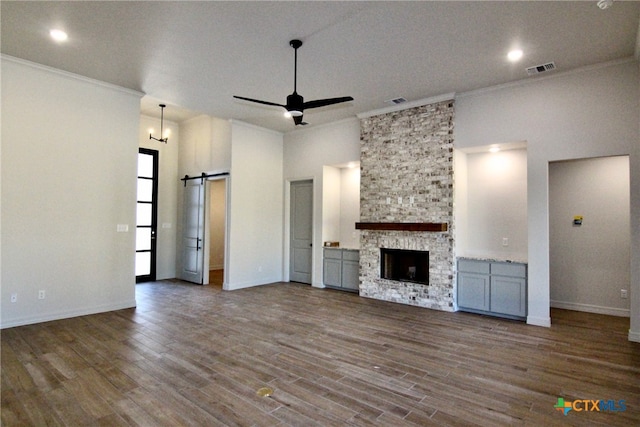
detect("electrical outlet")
[11,293,17,303]
[621,289,628,299]
[502,237,509,247]
[38,290,46,300]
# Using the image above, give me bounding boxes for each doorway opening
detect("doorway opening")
[136,148,158,283]
[178,173,229,286]
[549,155,630,320]
[289,179,313,284]
[205,178,227,287]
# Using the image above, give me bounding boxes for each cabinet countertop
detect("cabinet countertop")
[458,256,527,265]
[324,247,360,251]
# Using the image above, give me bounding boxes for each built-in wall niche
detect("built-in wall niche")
[322,163,360,249]
[454,142,528,261]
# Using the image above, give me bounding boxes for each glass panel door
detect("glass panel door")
[136,148,158,282]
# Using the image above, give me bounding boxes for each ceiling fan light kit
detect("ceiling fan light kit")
[234,39,353,126]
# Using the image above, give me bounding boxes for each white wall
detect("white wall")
[633,61,640,342]
[322,166,341,245]
[179,115,232,175]
[460,148,528,261]
[283,118,361,286]
[455,59,639,331]
[320,165,361,250]
[227,121,284,289]
[339,166,361,249]
[453,150,468,260]
[139,114,179,280]
[1,57,141,328]
[549,156,630,316]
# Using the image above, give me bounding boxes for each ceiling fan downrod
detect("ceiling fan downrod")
[290,39,302,94]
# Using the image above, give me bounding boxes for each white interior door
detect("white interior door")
[179,179,205,284]
[290,180,313,284]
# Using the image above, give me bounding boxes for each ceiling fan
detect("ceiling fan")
[234,39,354,126]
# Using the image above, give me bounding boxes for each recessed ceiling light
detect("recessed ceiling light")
[50,29,68,42]
[597,0,613,10]
[507,49,523,62]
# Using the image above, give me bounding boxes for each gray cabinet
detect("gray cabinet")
[323,249,343,287]
[323,248,359,292]
[457,259,527,320]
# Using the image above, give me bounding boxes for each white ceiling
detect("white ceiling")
[2,1,639,133]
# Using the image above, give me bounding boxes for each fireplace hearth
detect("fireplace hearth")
[380,248,429,285]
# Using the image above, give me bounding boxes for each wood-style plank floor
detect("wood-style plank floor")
[2,280,639,426]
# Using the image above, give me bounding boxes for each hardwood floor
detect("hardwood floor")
[2,280,639,426]
[208,269,224,287]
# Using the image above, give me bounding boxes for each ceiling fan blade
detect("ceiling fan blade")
[293,115,308,126]
[303,96,354,110]
[233,96,285,108]
[235,40,354,127]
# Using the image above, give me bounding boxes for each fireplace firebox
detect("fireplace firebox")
[380,248,429,285]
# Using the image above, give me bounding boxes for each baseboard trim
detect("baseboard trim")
[225,276,283,291]
[551,300,630,317]
[0,299,137,329]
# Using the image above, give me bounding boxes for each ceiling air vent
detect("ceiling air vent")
[385,97,407,105]
[526,62,556,76]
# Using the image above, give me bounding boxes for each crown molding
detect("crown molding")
[285,116,359,135]
[230,119,284,137]
[456,57,637,100]
[1,54,144,98]
[357,92,456,119]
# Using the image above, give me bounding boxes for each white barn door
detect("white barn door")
[179,179,205,284]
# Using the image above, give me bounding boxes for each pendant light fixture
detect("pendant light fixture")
[149,104,169,143]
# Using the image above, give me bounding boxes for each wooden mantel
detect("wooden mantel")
[355,222,448,232]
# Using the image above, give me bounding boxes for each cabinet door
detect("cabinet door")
[323,258,342,287]
[341,261,360,291]
[490,276,526,317]
[458,273,490,311]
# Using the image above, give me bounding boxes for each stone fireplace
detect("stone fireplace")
[358,100,455,311]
